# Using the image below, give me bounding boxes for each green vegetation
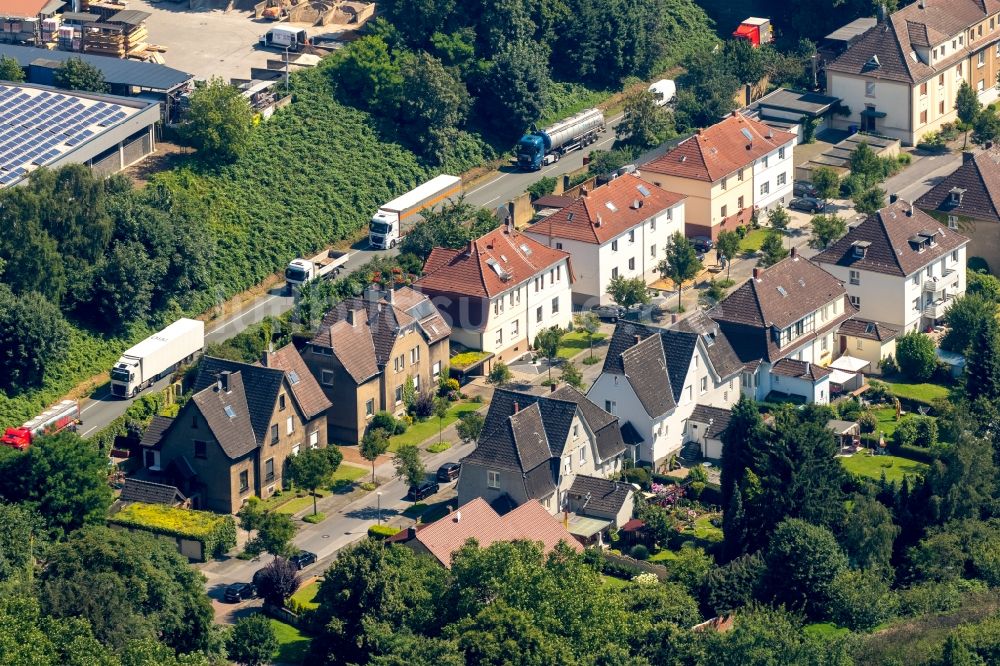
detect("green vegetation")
[54,57,108,93]
[330,464,367,491]
[840,452,929,484]
[557,330,608,359]
[427,441,452,453]
[388,401,480,449]
[738,228,769,252]
[449,350,491,370]
[884,380,951,406]
[109,502,237,559]
[803,622,851,641]
[180,77,254,164]
[269,618,311,665]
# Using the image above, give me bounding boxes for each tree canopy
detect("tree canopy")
[53,58,108,93]
[181,78,255,164]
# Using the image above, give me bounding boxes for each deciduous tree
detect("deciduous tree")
[534,325,564,383]
[573,311,601,362]
[227,614,278,666]
[53,57,108,93]
[942,294,997,354]
[853,186,886,215]
[288,447,341,516]
[486,360,513,387]
[330,35,402,108]
[606,275,649,310]
[393,444,426,490]
[0,55,24,82]
[839,494,899,573]
[396,51,471,162]
[560,360,583,389]
[758,231,788,267]
[767,207,790,232]
[475,40,549,135]
[809,213,848,249]
[254,512,297,558]
[456,412,485,444]
[253,557,300,608]
[0,287,70,391]
[181,77,254,164]
[896,331,937,382]
[360,428,390,483]
[434,397,449,443]
[715,229,740,280]
[659,232,702,311]
[956,80,981,147]
[811,167,840,200]
[764,519,848,618]
[616,89,674,148]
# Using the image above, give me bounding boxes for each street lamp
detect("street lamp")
[376,491,382,526]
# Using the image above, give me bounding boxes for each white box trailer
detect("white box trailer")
[110,318,205,398]
[368,174,462,249]
[259,26,308,51]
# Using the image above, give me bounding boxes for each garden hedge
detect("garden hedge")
[109,502,237,559]
[367,524,400,540]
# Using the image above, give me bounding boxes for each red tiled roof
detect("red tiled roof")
[642,113,796,183]
[415,226,571,298]
[413,497,581,567]
[916,149,1000,224]
[525,174,685,245]
[0,0,50,19]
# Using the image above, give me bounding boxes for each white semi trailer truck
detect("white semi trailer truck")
[368,174,462,250]
[110,318,205,398]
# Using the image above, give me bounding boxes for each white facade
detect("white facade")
[525,201,684,307]
[752,138,797,211]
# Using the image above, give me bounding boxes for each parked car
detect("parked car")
[408,479,440,501]
[223,582,257,603]
[793,180,819,198]
[788,197,825,213]
[437,462,461,482]
[691,236,714,253]
[289,551,317,570]
[623,302,658,323]
[591,304,624,322]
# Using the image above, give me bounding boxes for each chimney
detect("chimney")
[346,308,355,327]
[581,186,589,198]
[753,267,762,280]
[454,510,461,523]
[805,362,811,375]
[218,371,231,393]
[513,401,520,414]
[696,128,703,135]
[790,246,798,259]
[634,334,642,346]
[504,219,512,235]
[467,240,475,255]
[731,110,738,117]
[671,313,678,324]
[906,202,913,216]
[963,152,976,164]
[987,141,994,150]
[889,193,899,203]
[386,286,394,304]
[550,382,558,392]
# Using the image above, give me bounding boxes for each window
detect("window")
[394,355,404,372]
[511,319,519,337]
[270,424,279,444]
[605,400,616,415]
[912,274,920,286]
[611,267,619,279]
[551,296,559,314]
[650,218,656,231]
[939,73,945,86]
[413,374,420,392]
[979,79,986,92]
[777,172,786,186]
[651,244,657,257]
[563,455,572,474]
[849,269,860,285]
[286,416,294,435]
[495,329,503,346]
[721,176,727,190]
[940,100,945,114]
[866,81,876,97]
[366,398,375,416]
[700,376,708,393]
[850,295,861,308]
[821,335,828,352]
[292,444,300,456]
[687,385,693,401]
[321,369,334,386]
[957,63,963,78]
[556,266,561,281]
[534,277,540,292]
[980,50,986,66]
[822,304,829,320]
[579,447,586,463]
[952,250,959,262]
[573,424,579,439]
[194,440,207,459]
[759,181,769,196]
[265,457,275,482]
[912,297,920,312]
[762,155,769,168]
[720,204,728,218]
[738,195,745,209]
[920,110,927,124]
[555,241,563,249]
[856,338,864,350]
[410,347,419,364]
[628,257,635,271]
[432,361,441,378]
[487,470,500,489]
[926,265,933,278]
[309,430,319,448]
[920,81,928,96]
[611,240,618,251]
[779,146,786,159]
[239,471,249,493]
[279,394,286,411]
[948,215,958,229]
[395,385,403,404]
[494,299,503,315]
[536,306,543,323]
[549,269,555,285]
[628,229,635,243]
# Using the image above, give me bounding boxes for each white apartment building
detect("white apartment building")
[525,174,685,307]
[752,137,796,211]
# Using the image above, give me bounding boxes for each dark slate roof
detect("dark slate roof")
[622,334,674,418]
[813,200,968,277]
[916,150,1000,224]
[463,390,551,473]
[674,310,743,379]
[139,415,174,449]
[550,385,626,461]
[510,404,554,471]
[662,329,698,403]
[620,421,644,445]
[689,405,732,439]
[120,478,185,505]
[193,357,286,457]
[0,43,191,90]
[523,465,557,500]
[569,475,631,516]
[771,358,832,381]
[839,318,900,342]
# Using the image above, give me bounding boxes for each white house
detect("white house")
[414,224,573,363]
[708,251,856,405]
[752,132,797,212]
[524,174,685,307]
[813,200,969,333]
[587,311,743,468]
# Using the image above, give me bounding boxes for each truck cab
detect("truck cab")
[369,210,399,249]
[285,258,313,287]
[111,361,138,397]
[517,133,546,171]
[1,428,31,450]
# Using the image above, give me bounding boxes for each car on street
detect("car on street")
[793,180,819,198]
[788,197,826,213]
[289,551,317,570]
[691,236,714,253]
[223,582,257,603]
[408,479,441,501]
[591,304,624,322]
[437,462,461,482]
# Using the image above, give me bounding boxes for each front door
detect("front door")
[862,105,877,132]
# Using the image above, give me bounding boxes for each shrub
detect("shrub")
[624,467,651,489]
[370,411,399,433]
[367,524,400,540]
[109,503,237,560]
[688,481,705,499]
[303,513,325,524]
[629,544,650,560]
[827,569,899,630]
[867,379,892,403]
[918,131,947,151]
[410,392,435,420]
[895,331,937,381]
[838,398,862,421]
[878,354,900,376]
[857,410,878,433]
[893,415,937,448]
[688,464,708,483]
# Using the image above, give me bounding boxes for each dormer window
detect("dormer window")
[852,240,871,259]
[949,187,966,205]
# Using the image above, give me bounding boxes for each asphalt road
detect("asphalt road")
[78,115,627,437]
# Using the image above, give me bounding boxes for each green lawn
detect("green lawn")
[883,380,950,405]
[601,574,634,589]
[329,464,367,492]
[558,330,608,360]
[269,619,311,665]
[290,580,320,610]
[871,407,904,437]
[739,228,769,252]
[840,452,928,483]
[689,514,723,544]
[648,549,679,563]
[275,494,320,515]
[388,402,482,450]
[804,622,851,641]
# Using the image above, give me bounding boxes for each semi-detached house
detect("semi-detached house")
[523,174,685,306]
[826,0,1000,145]
[640,112,797,240]
[415,224,572,364]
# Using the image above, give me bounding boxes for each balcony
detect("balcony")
[923,295,954,320]
[922,269,958,293]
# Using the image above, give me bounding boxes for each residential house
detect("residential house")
[916,149,1000,271]
[826,0,1000,146]
[523,174,685,306]
[456,385,632,538]
[303,285,451,444]
[640,112,797,239]
[414,224,572,363]
[813,199,968,333]
[836,319,900,376]
[136,346,332,514]
[708,251,856,405]
[390,497,582,567]
[684,404,732,460]
[587,311,743,468]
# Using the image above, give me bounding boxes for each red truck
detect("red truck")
[1,400,81,450]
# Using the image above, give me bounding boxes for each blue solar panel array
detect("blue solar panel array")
[0,84,131,186]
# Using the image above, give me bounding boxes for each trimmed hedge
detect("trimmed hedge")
[888,443,936,464]
[367,524,400,540]
[109,502,237,559]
